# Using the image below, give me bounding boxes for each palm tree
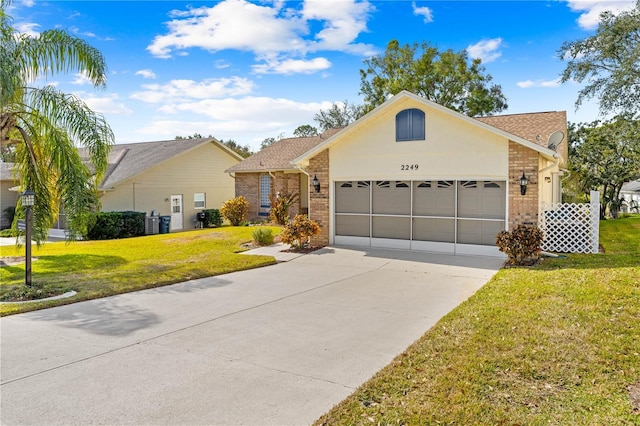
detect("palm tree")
[1,0,114,242]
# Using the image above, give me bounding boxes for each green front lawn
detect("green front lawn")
[0,226,280,316]
[317,215,640,424]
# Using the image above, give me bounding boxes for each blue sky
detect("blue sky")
[6,0,637,150]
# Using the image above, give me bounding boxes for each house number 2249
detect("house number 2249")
[401,164,419,171]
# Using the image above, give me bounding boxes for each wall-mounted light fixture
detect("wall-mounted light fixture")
[312,174,320,193]
[520,171,528,195]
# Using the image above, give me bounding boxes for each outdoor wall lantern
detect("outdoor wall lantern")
[312,174,320,193]
[21,189,35,287]
[520,172,528,196]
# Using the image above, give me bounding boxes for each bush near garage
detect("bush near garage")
[252,227,275,246]
[201,209,223,227]
[85,211,145,240]
[269,192,299,225]
[220,196,249,226]
[496,224,544,265]
[280,214,321,249]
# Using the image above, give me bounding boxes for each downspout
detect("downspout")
[296,165,311,217]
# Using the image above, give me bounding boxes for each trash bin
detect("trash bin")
[159,215,171,234]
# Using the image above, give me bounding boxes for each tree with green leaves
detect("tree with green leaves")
[220,139,252,158]
[566,116,640,218]
[1,1,114,243]
[559,1,640,115]
[293,124,318,138]
[314,101,366,131]
[359,40,508,116]
[260,132,284,150]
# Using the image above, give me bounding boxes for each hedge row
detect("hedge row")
[85,211,146,240]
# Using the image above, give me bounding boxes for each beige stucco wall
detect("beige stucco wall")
[330,98,509,181]
[99,142,239,230]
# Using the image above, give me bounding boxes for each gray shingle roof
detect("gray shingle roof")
[622,180,640,193]
[226,128,342,173]
[84,138,239,189]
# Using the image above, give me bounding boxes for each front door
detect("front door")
[170,195,183,230]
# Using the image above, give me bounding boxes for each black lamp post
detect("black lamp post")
[312,175,320,193]
[519,172,528,196]
[21,189,35,287]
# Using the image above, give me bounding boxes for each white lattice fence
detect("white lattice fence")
[539,191,600,254]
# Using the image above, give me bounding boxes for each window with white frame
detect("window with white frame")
[194,193,206,209]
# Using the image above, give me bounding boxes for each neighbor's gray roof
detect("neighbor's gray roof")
[83,138,238,189]
[0,162,17,181]
[622,180,640,193]
[226,128,342,173]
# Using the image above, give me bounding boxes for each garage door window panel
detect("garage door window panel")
[457,219,505,246]
[412,218,455,243]
[372,216,410,240]
[458,181,505,219]
[336,215,370,237]
[413,180,455,217]
[372,181,411,215]
[336,181,370,214]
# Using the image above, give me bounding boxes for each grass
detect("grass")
[0,226,280,316]
[316,215,640,425]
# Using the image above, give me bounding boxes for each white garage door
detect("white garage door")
[334,180,506,256]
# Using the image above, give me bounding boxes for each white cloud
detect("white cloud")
[21,0,35,7]
[565,1,636,30]
[516,78,561,88]
[135,96,334,149]
[467,38,503,63]
[252,57,331,74]
[15,22,40,37]
[73,92,134,115]
[130,77,255,103]
[70,73,93,85]
[412,2,433,23]
[135,69,156,79]
[147,0,375,73]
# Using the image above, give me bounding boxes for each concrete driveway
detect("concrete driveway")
[0,246,502,425]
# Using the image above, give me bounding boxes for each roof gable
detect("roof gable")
[92,138,242,189]
[226,128,341,173]
[294,91,562,165]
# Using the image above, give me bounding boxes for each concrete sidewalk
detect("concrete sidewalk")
[0,246,503,425]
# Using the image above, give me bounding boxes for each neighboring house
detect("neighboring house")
[621,180,640,213]
[0,162,19,229]
[94,138,242,231]
[229,91,567,257]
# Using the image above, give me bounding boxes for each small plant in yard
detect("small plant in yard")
[220,196,249,226]
[496,224,543,265]
[252,227,274,246]
[280,214,321,249]
[269,192,299,225]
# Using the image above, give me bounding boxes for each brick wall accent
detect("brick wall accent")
[508,141,539,229]
[272,172,302,218]
[234,173,261,221]
[308,149,330,246]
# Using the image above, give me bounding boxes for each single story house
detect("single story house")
[621,180,640,213]
[0,162,19,229]
[228,91,567,257]
[94,138,242,231]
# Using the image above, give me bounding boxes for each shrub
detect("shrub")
[252,227,274,246]
[202,209,223,227]
[496,224,544,265]
[269,192,299,225]
[220,196,249,226]
[86,211,146,240]
[280,214,321,249]
[2,206,15,230]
